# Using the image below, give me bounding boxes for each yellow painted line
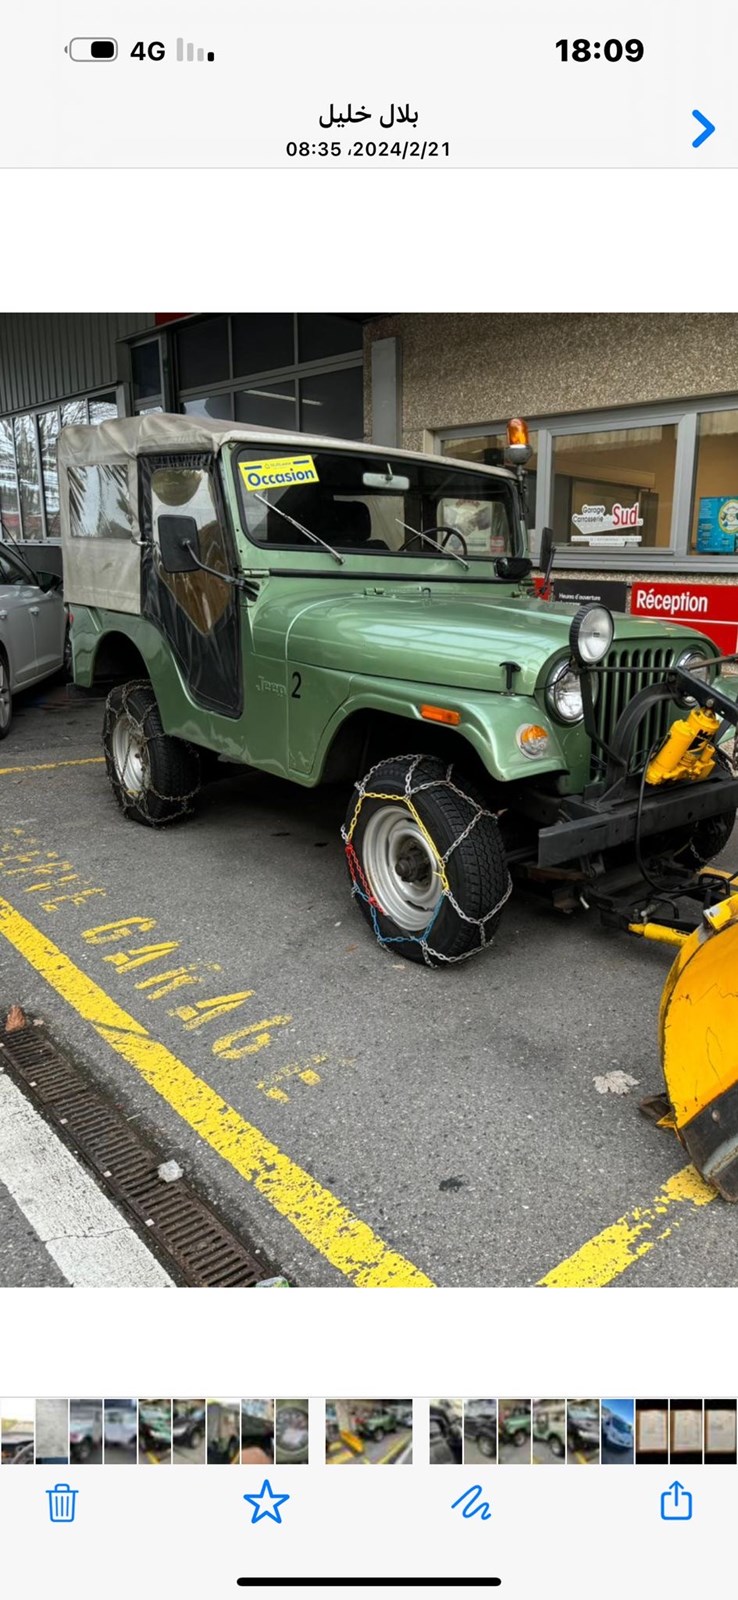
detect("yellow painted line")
[538,1166,716,1288]
[0,757,105,776]
[0,894,432,1288]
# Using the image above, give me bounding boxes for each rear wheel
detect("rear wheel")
[343,754,511,966]
[103,680,201,826]
[0,654,11,740]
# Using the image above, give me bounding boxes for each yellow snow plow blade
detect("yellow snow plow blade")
[659,892,738,1199]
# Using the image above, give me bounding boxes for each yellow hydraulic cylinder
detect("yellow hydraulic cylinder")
[645,706,720,785]
[659,892,738,1198]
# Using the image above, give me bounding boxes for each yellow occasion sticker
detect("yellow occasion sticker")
[239,455,319,492]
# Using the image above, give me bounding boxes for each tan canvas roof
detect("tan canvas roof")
[57,412,514,477]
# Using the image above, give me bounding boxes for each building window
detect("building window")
[235,380,297,430]
[176,316,229,390]
[552,424,678,551]
[0,418,21,540]
[14,414,43,540]
[131,340,163,404]
[439,430,539,523]
[298,314,363,363]
[0,390,119,540]
[232,315,294,377]
[300,368,363,438]
[171,315,365,442]
[39,410,61,538]
[690,410,738,556]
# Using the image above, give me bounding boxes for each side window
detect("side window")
[151,465,231,636]
[0,552,27,584]
[68,464,133,539]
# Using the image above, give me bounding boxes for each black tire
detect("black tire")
[103,680,201,826]
[344,755,510,966]
[0,652,12,741]
[548,1435,565,1458]
[477,1432,495,1458]
[373,1428,384,1442]
[77,1438,92,1462]
[188,1428,202,1450]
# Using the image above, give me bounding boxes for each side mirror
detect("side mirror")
[36,570,62,593]
[157,514,200,573]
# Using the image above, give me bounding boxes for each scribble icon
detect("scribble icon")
[47,1484,78,1524]
[176,38,215,62]
[451,1484,492,1521]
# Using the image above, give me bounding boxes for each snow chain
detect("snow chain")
[104,681,200,824]
[341,755,512,965]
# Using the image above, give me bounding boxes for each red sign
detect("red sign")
[631,581,738,656]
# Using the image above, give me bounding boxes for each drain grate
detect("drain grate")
[0,1021,274,1287]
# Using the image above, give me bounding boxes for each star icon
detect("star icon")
[243,1479,291,1525]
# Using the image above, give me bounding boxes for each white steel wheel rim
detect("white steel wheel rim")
[362,804,443,930]
[0,661,9,729]
[112,714,148,795]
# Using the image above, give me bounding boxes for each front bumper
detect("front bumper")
[538,770,738,868]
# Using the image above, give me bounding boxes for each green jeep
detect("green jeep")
[60,414,738,968]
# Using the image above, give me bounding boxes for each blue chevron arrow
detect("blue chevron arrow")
[692,109,715,148]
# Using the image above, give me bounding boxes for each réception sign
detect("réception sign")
[631,581,738,656]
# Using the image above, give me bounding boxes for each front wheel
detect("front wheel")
[0,655,12,740]
[103,681,201,826]
[343,754,511,966]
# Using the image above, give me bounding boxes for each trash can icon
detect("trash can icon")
[47,1484,78,1524]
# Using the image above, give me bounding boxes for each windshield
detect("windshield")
[234,446,521,563]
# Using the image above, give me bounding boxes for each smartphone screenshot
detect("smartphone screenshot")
[1,4,738,1597]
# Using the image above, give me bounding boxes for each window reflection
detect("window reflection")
[690,411,738,555]
[300,369,363,438]
[235,381,296,431]
[13,414,43,540]
[0,419,21,540]
[39,410,61,537]
[552,425,677,550]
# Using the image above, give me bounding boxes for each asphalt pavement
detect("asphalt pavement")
[1,680,738,1288]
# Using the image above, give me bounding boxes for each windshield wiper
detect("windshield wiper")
[252,492,344,565]
[396,518,470,571]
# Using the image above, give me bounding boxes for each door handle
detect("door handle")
[30,606,39,616]
[0,610,6,620]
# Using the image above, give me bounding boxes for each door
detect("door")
[29,586,65,677]
[139,454,242,717]
[0,550,38,687]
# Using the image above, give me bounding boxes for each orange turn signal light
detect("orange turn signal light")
[420,704,461,726]
[507,417,530,448]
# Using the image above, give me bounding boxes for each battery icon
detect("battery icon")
[66,38,118,61]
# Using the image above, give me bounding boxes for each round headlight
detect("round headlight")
[569,604,614,667]
[545,659,585,723]
[675,646,713,706]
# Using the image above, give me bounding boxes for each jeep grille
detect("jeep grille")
[592,645,678,773]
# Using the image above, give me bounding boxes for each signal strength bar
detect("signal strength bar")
[176,38,215,62]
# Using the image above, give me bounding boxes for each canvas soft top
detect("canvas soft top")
[57,412,516,476]
[58,413,516,616]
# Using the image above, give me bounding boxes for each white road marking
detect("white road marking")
[0,1070,173,1287]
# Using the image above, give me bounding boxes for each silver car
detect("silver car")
[0,542,66,739]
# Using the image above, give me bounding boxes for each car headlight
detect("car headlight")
[675,646,714,706]
[545,658,586,723]
[569,604,614,667]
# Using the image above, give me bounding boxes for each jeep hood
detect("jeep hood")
[278,587,707,694]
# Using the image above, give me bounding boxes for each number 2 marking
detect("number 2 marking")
[291,671,302,699]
